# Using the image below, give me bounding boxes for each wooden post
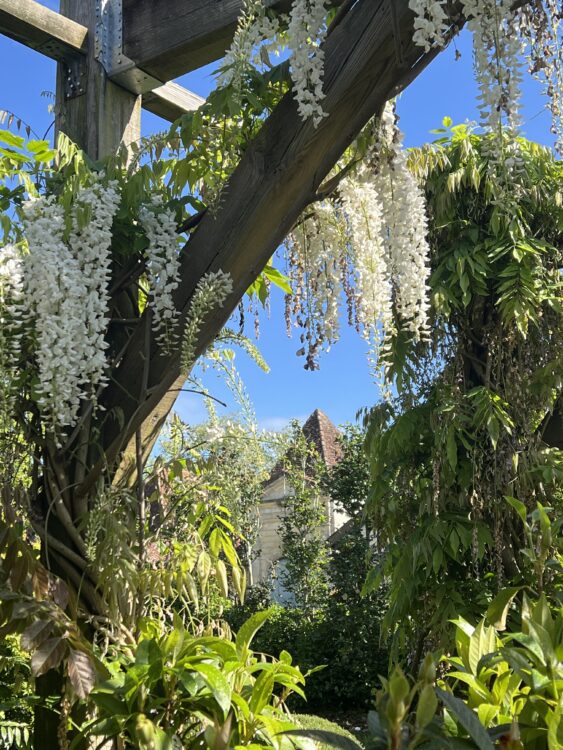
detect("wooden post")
[55,0,141,159]
[33,5,141,748]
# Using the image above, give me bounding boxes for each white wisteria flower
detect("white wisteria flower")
[218,0,283,95]
[376,105,431,338]
[181,270,234,374]
[70,176,120,387]
[20,178,120,433]
[0,244,24,415]
[140,197,182,351]
[288,0,329,125]
[409,0,450,51]
[283,102,431,374]
[22,196,89,430]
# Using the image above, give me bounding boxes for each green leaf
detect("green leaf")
[215,559,229,598]
[436,689,495,750]
[468,621,496,675]
[547,707,563,750]
[0,130,25,149]
[486,415,499,450]
[235,609,272,659]
[416,684,438,729]
[248,669,275,715]
[486,588,521,631]
[263,264,293,295]
[191,662,232,718]
[505,496,527,524]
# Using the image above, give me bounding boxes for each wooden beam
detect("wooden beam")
[142,82,204,122]
[55,0,141,161]
[0,0,87,59]
[122,0,293,82]
[0,0,203,123]
[91,0,460,486]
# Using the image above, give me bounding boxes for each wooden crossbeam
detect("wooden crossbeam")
[122,0,293,82]
[0,0,87,58]
[0,0,203,122]
[143,82,204,122]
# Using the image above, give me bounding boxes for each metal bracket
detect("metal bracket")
[62,55,87,100]
[95,0,163,95]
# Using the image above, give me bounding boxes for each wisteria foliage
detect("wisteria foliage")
[0,0,561,436]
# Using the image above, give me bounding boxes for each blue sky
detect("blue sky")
[0,13,557,431]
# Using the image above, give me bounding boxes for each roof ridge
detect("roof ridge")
[265,409,342,486]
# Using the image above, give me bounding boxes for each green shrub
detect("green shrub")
[0,636,33,749]
[229,601,387,710]
[75,611,309,750]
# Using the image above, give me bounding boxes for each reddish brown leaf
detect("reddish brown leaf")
[3,541,17,578]
[21,619,54,652]
[50,577,69,610]
[67,648,96,700]
[0,526,10,555]
[32,565,50,601]
[31,636,68,677]
[10,554,28,592]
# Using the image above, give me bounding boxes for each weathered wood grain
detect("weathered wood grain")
[142,81,205,121]
[0,0,204,123]
[122,0,293,81]
[55,0,141,160]
[0,0,87,59]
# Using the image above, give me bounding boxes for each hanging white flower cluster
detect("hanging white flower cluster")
[285,103,431,372]
[285,204,343,369]
[69,177,120,387]
[140,198,182,352]
[411,1,522,138]
[20,178,120,433]
[218,0,284,95]
[339,168,392,339]
[409,0,450,52]
[410,2,563,156]
[22,196,90,430]
[463,1,523,140]
[0,245,23,416]
[181,270,234,374]
[220,0,329,125]
[287,0,329,125]
[376,107,431,336]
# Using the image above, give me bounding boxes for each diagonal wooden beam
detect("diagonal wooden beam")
[122,0,294,82]
[0,0,203,122]
[92,0,463,488]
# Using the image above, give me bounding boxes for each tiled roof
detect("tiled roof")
[265,409,342,485]
[302,408,343,468]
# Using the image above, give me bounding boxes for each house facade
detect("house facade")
[251,409,349,593]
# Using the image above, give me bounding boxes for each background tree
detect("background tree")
[279,422,331,612]
[363,127,563,659]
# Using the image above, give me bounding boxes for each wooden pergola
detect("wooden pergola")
[0,0,461,527]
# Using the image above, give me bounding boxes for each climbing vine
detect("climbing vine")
[362,125,562,656]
